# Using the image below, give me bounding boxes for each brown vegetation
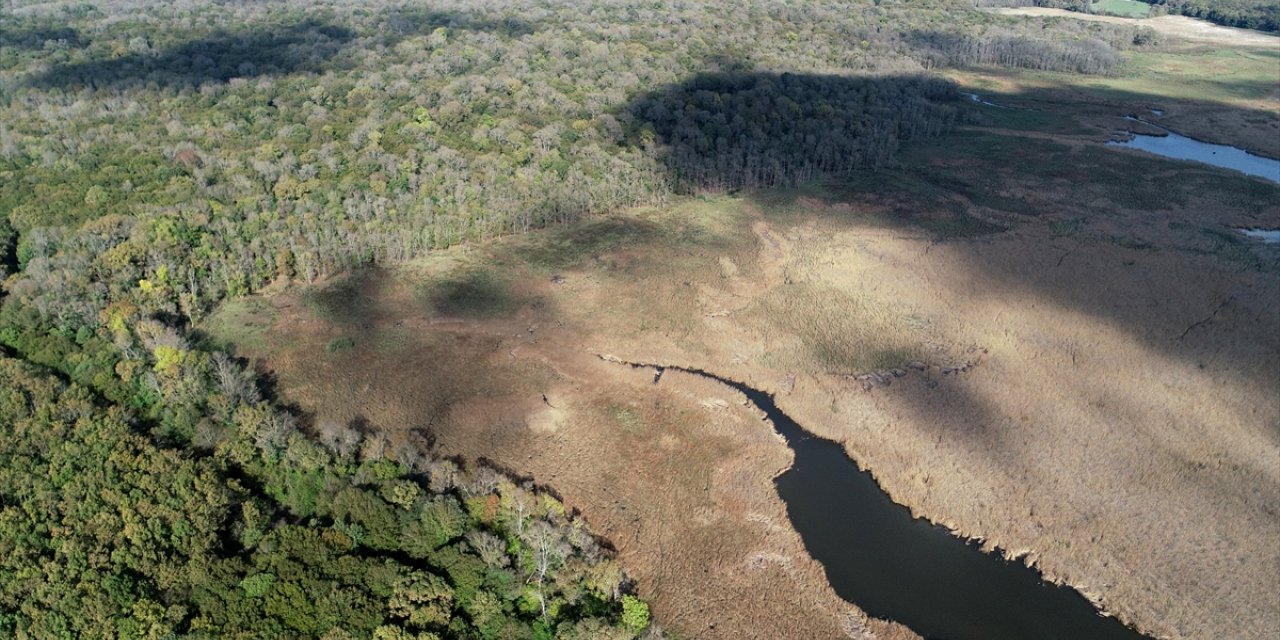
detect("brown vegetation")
[210,85,1279,639]
[993,7,1280,47]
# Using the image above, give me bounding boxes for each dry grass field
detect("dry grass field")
[992,7,1280,48]
[206,66,1280,639]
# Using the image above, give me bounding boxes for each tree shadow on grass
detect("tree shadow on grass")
[509,216,664,272]
[301,267,387,327]
[419,266,520,319]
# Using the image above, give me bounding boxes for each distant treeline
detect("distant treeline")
[0,1,1162,635]
[907,29,1128,73]
[1144,0,1280,32]
[973,0,1280,32]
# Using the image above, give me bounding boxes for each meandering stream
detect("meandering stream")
[619,359,1148,640]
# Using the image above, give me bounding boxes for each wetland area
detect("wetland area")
[5,1,1278,638]
[201,8,1280,640]
[628,362,1147,640]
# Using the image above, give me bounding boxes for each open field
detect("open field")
[944,38,1280,158]
[994,7,1280,47]
[1092,0,1151,19]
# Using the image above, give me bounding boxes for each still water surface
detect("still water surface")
[657,365,1149,640]
[1106,121,1280,183]
[1237,228,1280,243]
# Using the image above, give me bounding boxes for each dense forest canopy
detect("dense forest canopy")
[0,1,1166,637]
[0,353,650,639]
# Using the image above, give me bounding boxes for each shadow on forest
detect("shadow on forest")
[615,69,1279,463]
[24,20,357,89]
[381,6,538,38]
[622,71,961,193]
[23,10,536,90]
[0,24,88,51]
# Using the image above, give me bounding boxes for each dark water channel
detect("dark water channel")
[645,363,1148,640]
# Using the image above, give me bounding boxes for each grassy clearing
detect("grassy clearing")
[198,297,276,353]
[956,45,1279,108]
[1104,47,1280,104]
[1090,0,1150,18]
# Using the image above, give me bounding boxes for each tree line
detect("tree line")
[974,0,1280,32]
[1143,0,1280,32]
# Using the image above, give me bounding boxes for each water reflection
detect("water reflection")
[1107,119,1280,183]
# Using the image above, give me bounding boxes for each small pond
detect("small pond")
[1107,121,1280,183]
[1237,228,1280,243]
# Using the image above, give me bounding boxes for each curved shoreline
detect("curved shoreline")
[599,354,1153,640]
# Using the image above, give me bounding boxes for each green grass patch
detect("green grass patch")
[1090,0,1150,18]
[199,297,277,353]
[325,336,356,353]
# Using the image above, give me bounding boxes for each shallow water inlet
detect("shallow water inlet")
[1236,228,1280,244]
[621,360,1149,640]
[1107,121,1280,183]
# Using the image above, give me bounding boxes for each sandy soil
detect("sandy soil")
[212,110,1280,638]
[993,7,1280,48]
